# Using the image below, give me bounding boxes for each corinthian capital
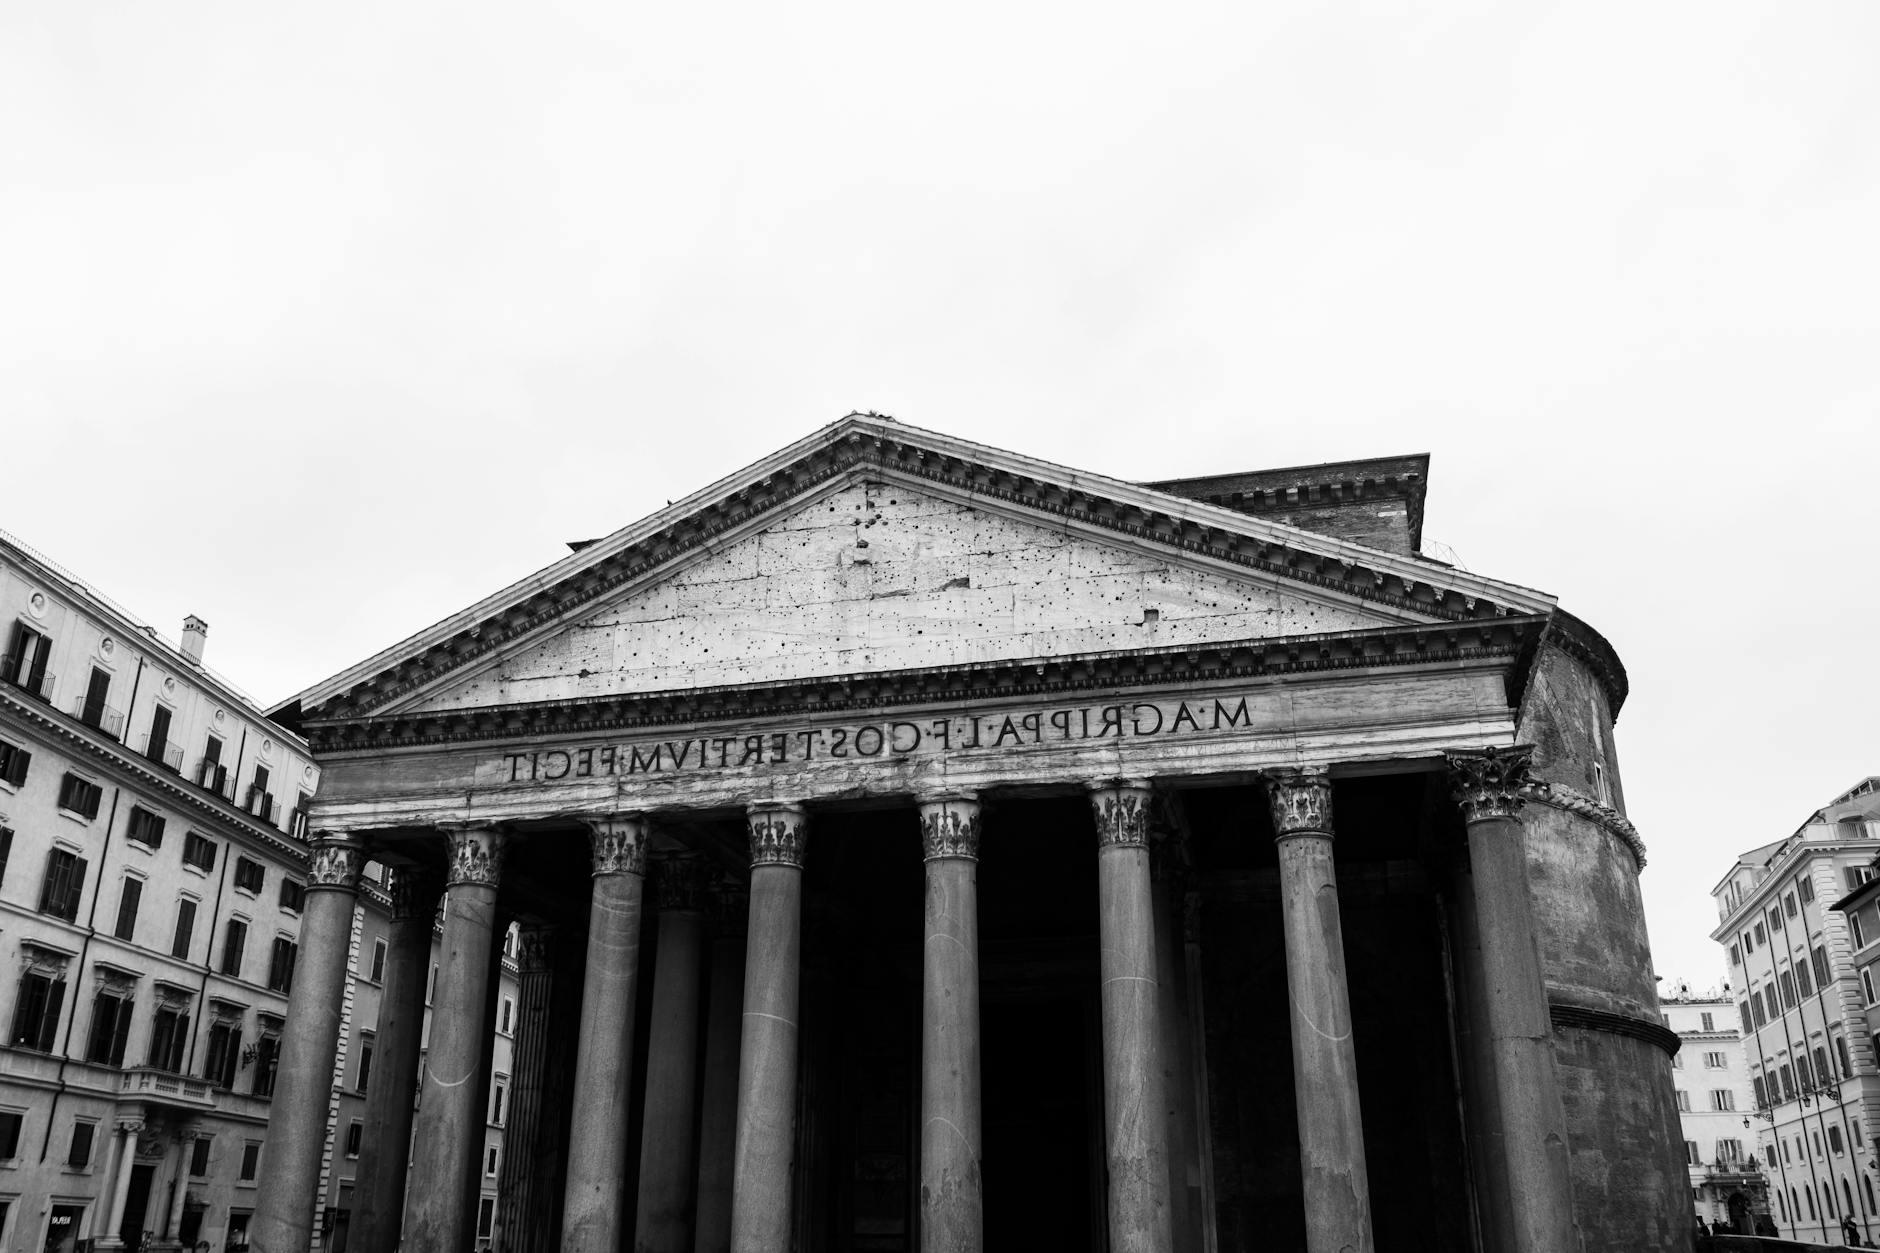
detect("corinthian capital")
[654,854,710,912]
[1087,779,1154,849]
[585,814,649,878]
[1265,767,1334,840]
[387,866,443,922]
[440,824,507,889]
[1445,745,1536,822]
[748,804,808,868]
[306,833,367,892]
[918,794,981,861]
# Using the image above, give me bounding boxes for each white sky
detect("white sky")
[4,2,1876,990]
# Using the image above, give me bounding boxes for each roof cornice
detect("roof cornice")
[287,416,1558,723]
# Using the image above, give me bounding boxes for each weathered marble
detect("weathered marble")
[918,795,984,1253]
[692,885,747,1253]
[637,856,710,1253]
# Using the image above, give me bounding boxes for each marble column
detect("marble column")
[406,824,507,1253]
[637,854,712,1253]
[729,803,809,1253]
[1266,767,1375,1253]
[98,1119,144,1249]
[164,1125,202,1240]
[1087,780,1173,1253]
[1148,803,1202,1253]
[1445,747,1578,1253]
[693,880,748,1253]
[918,794,985,1253]
[352,868,441,1253]
[562,815,651,1253]
[495,923,561,1253]
[250,833,366,1252]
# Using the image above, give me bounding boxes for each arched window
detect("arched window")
[1844,1177,1857,1218]
[1824,1181,1837,1217]
[1866,1174,1876,1215]
[1808,1186,1818,1221]
[1778,1189,1789,1222]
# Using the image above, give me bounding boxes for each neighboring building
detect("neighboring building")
[1661,985,1766,1229]
[0,530,517,1252]
[253,415,1690,1250]
[1712,777,1880,1244]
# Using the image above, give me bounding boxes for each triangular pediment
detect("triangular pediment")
[288,416,1557,722]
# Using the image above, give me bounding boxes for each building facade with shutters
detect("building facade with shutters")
[1660,990,1766,1230]
[1712,777,1880,1244]
[0,529,522,1253]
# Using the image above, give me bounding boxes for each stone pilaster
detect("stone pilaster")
[730,803,809,1253]
[563,815,651,1253]
[1445,746,1578,1253]
[1265,767,1374,1253]
[1088,780,1173,1253]
[917,794,985,1253]
[250,833,366,1253]
[636,854,713,1253]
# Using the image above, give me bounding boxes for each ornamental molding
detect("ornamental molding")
[654,854,710,912]
[441,824,507,888]
[1445,745,1535,823]
[302,618,1547,754]
[918,795,981,861]
[306,835,366,891]
[387,866,443,922]
[1547,999,1680,1057]
[1522,781,1648,870]
[748,804,808,868]
[1089,780,1153,849]
[1265,767,1334,839]
[291,415,1557,726]
[585,815,648,877]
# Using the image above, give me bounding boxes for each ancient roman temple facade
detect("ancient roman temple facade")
[249,416,1686,1252]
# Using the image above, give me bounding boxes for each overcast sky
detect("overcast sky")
[5,2,1876,989]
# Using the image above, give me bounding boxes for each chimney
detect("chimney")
[181,616,209,665]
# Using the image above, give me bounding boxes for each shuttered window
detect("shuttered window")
[39,850,87,921]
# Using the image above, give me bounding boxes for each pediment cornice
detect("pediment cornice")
[301,615,1549,754]
[287,416,1558,723]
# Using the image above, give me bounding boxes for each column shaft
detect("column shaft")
[1267,769,1374,1253]
[406,826,506,1253]
[729,804,808,1253]
[692,887,747,1253]
[919,796,984,1253]
[250,836,366,1252]
[352,870,439,1253]
[1148,831,1201,1253]
[1088,782,1173,1253]
[1447,747,1578,1253]
[166,1133,197,1237]
[562,817,650,1253]
[637,857,710,1253]
[495,925,560,1253]
[103,1122,142,1243]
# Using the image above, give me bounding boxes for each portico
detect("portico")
[253,416,1687,1250]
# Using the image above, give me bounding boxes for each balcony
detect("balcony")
[0,656,54,701]
[118,1065,217,1110]
[246,787,281,827]
[196,758,233,801]
[142,733,184,774]
[71,693,125,741]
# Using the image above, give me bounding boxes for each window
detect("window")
[278,879,305,912]
[1814,945,1833,988]
[252,1036,279,1098]
[1770,907,1783,935]
[1717,1138,1743,1163]
[266,938,297,994]
[1751,991,1768,1028]
[246,766,276,825]
[39,849,87,921]
[1753,1075,1769,1108]
[1763,986,1780,1021]
[345,1120,363,1157]
[85,990,133,1066]
[126,806,165,849]
[233,857,264,894]
[1710,1089,1736,1111]
[1863,969,1875,1006]
[3,622,52,697]
[500,997,513,1035]
[114,877,142,942]
[1856,912,1869,950]
[1838,1034,1854,1078]
[1730,942,1742,967]
[198,736,228,797]
[1740,1002,1754,1034]
[0,827,11,887]
[145,704,174,768]
[1704,1051,1727,1069]
[221,919,248,978]
[11,970,66,1050]
[427,963,437,1005]
[205,1021,241,1088]
[368,939,386,984]
[182,833,216,873]
[288,793,311,838]
[477,1197,495,1240]
[67,1120,94,1168]
[492,1080,506,1126]
[1831,1125,1846,1154]
[0,736,31,787]
[1800,875,1816,903]
[1675,1089,1690,1112]
[1685,1140,1701,1165]
[1797,960,1814,999]
[1743,930,1755,956]
[1755,921,1768,946]
[172,899,197,961]
[147,1005,191,1072]
[1848,866,1877,891]
[56,773,102,820]
[485,1144,499,1177]
[356,1035,374,1093]
[1786,892,1798,918]
[0,1111,22,1158]
[1700,1012,1715,1032]
[1816,1045,1833,1088]
[1780,1065,1797,1100]
[239,1141,260,1181]
[190,1136,211,1176]
[1592,760,1610,805]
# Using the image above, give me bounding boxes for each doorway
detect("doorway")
[120,1164,153,1245]
[981,993,1100,1253]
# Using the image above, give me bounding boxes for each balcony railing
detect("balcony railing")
[0,656,55,701]
[246,788,281,827]
[142,734,184,773]
[71,694,125,740]
[196,758,233,801]
[119,1065,216,1109]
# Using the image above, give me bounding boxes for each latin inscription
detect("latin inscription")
[500,695,1259,784]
